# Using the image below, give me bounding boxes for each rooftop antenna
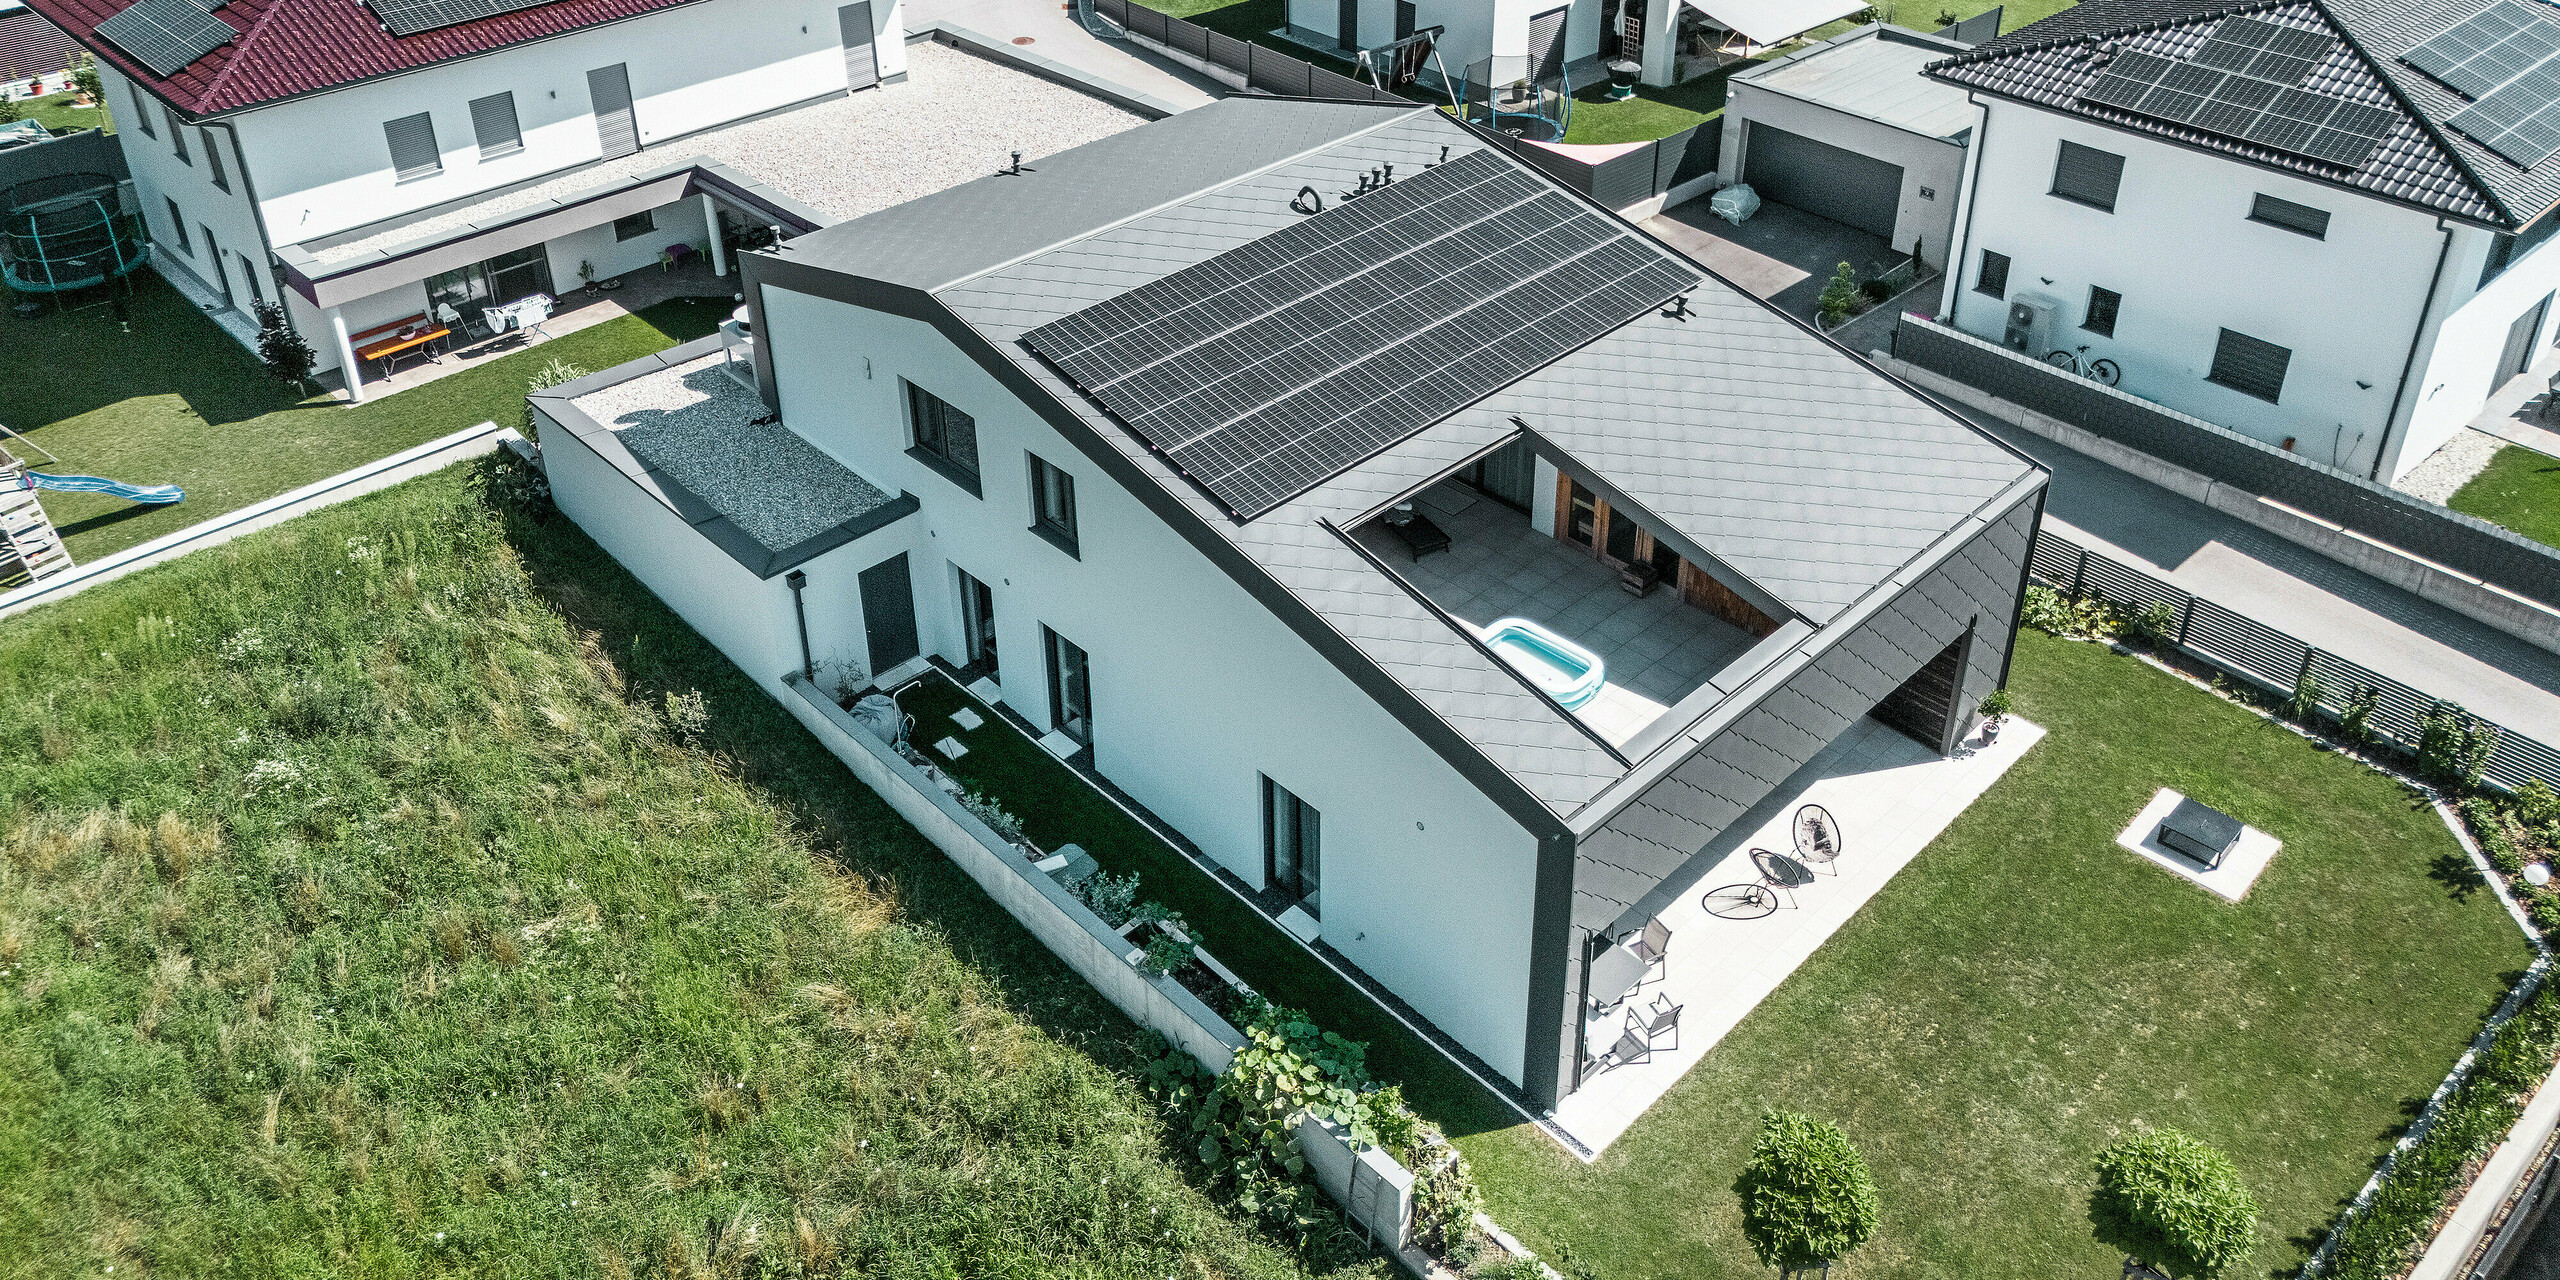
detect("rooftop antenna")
[1001,151,1025,176]
[1663,293,1692,321]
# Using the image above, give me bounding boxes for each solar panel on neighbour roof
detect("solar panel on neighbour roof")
[1022,148,1698,522]
[365,0,561,37]
[2078,15,2397,169]
[2449,56,2560,165]
[94,0,232,76]
[2403,0,2560,98]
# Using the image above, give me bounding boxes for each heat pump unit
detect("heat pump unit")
[2004,293,2061,354]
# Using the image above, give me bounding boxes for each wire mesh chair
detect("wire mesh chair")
[1702,848,1814,918]
[1793,803,1842,873]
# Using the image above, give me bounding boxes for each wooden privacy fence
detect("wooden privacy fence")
[2033,528,2560,795]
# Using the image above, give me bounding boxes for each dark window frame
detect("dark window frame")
[612,209,656,241]
[2049,140,2125,213]
[165,106,188,164]
[2206,327,2291,403]
[1027,452,1079,557]
[163,197,190,254]
[2248,192,2330,240]
[1043,625,1092,746]
[903,380,982,495]
[131,85,154,137]
[1975,249,2010,299]
[202,128,227,191]
[469,91,524,160]
[1262,775,1321,918]
[2082,285,2121,338]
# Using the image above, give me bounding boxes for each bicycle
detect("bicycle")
[2045,344,2122,386]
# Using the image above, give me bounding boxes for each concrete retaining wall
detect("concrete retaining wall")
[1878,353,2560,659]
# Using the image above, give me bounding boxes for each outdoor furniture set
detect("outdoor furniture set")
[349,312,450,377]
[1585,918,1682,1078]
[1701,803,1839,919]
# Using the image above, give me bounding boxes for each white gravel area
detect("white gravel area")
[572,351,747,428]
[2397,428,2509,505]
[309,41,1143,265]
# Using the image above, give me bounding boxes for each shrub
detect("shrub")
[1936,6,1957,23]
[70,52,104,111]
[956,787,1027,846]
[1069,868,1141,928]
[1734,1110,1881,1273]
[1414,1143,1487,1258]
[2020,586,2074,635]
[2286,668,2325,723]
[1471,1253,1543,1279]
[522,357,590,440]
[2340,684,2380,748]
[0,97,20,126]
[2123,600,2178,650]
[2518,780,2560,832]
[2463,797,2525,877]
[1159,998,1373,1235]
[2416,701,2499,794]
[1817,262,1861,326]
[253,301,316,392]
[2088,1130,2257,1279]
[1136,908,1198,977]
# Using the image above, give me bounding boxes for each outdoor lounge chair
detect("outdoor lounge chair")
[1794,803,1842,871]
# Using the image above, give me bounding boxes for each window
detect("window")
[163,198,190,254]
[2207,328,2291,403]
[384,112,441,181]
[241,253,263,306]
[469,91,522,160]
[202,129,227,190]
[1043,626,1092,745]
[905,381,980,491]
[612,209,656,241]
[1263,776,1321,917]
[165,107,188,163]
[2082,286,2121,338]
[1028,453,1078,555]
[131,86,154,137]
[201,224,227,301]
[2050,140,2124,212]
[1975,249,2011,299]
[2249,193,2329,239]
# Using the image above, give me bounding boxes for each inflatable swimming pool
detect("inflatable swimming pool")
[1478,616,1606,709]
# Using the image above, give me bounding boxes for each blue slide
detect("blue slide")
[29,472,185,505]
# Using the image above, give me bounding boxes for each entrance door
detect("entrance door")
[838,2,880,92]
[1395,0,1414,38]
[1337,0,1357,49]
[588,64,639,159]
[2501,292,2552,384]
[1743,121,1905,240]
[958,568,998,679]
[1044,626,1092,745]
[1263,776,1321,917]
[858,553,920,675]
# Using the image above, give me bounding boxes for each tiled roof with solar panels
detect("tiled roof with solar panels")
[780,99,2042,809]
[1927,0,2560,230]
[24,0,706,115]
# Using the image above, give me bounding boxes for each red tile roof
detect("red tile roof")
[23,0,707,116]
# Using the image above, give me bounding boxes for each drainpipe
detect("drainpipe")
[1938,92,1992,328]
[2374,219,2457,482]
[786,569,814,682]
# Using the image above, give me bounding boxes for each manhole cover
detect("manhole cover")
[1012,35,1034,43]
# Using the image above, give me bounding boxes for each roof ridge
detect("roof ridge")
[1924,0,2282,72]
[190,0,307,114]
[2306,0,2519,227]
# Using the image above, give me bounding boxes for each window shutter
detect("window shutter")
[2207,329,2291,403]
[384,112,441,181]
[2051,141,2124,212]
[469,92,522,159]
[2249,193,2330,239]
[202,128,227,190]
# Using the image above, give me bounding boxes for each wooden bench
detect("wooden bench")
[349,312,450,377]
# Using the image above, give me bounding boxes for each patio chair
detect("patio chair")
[1602,1019,1652,1071]
[1702,848,1814,919]
[1639,993,1681,1051]
[1626,916,1670,983]
[1793,803,1842,872]
[435,302,495,344]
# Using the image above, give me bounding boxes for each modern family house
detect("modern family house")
[535,96,2048,1112]
[22,0,909,397]
[1279,0,1860,96]
[1927,0,2560,484]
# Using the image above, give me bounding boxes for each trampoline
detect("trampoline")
[1,171,148,307]
[1459,6,1573,141]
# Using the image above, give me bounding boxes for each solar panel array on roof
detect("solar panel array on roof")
[2449,61,2560,166]
[2079,16,2397,168]
[365,0,562,37]
[2403,0,2560,98]
[94,0,232,76]
[1022,149,1697,521]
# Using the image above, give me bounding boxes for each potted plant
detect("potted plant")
[1977,688,2015,744]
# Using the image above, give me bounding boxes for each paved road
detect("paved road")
[1968,414,2560,745]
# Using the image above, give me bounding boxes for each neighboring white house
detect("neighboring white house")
[1279,0,1858,96]
[1928,0,2560,484]
[26,0,911,397]
[536,96,2047,1109]
[1719,24,1974,268]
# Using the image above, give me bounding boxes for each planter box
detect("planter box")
[1120,917,1256,1024]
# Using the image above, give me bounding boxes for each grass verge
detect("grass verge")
[11,91,110,135]
[0,274,723,562]
[0,462,1384,1278]
[2448,443,2560,551]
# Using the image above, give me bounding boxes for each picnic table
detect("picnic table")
[352,322,449,375]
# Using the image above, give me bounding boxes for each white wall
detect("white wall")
[1293,0,1602,85]
[99,62,271,315]
[1722,80,1967,267]
[226,0,893,250]
[1946,101,2447,477]
[759,285,1551,1083]
[545,197,717,294]
[2389,226,2560,480]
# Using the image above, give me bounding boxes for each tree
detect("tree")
[0,97,21,126]
[69,52,104,116]
[2089,1130,2258,1279]
[1735,1110,1880,1278]
[1817,262,1861,327]
[252,301,315,393]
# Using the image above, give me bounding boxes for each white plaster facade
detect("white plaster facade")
[1940,97,2560,483]
[1284,0,1605,93]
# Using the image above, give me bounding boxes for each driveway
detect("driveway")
[1644,196,1898,326]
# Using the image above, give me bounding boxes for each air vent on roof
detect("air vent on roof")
[94,0,233,76]
[2079,16,2394,168]
[365,0,566,37]
[2405,0,2560,167]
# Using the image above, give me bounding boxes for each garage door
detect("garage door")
[1743,121,1905,240]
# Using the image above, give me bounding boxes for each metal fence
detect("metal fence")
[1897,314,2560,614]
[1094,0,1406,102]
[2032,528,2560,796]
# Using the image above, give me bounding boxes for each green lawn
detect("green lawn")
[911,631,2533,1279]
[0,274,724,562]
[2448,443,2560,550]
[0,462,1381,1278]
[10,91,110,135]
